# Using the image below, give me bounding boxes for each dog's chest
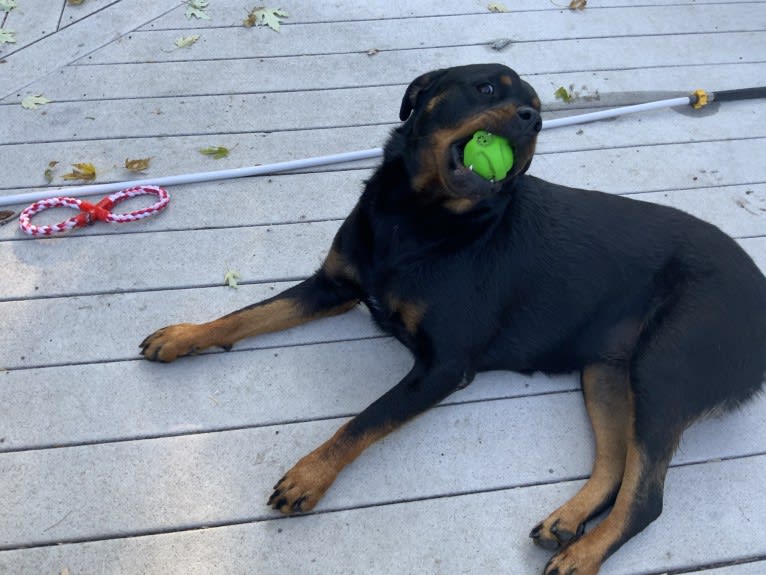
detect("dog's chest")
[362,280,422,340]
[360,260,430,347]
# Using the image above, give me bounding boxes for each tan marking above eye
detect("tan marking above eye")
[426,93,446,113]
[500,74,513,86]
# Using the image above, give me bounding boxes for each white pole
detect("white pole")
[0,148,384,207]
[0,96,693,208]
[541,96,691,129]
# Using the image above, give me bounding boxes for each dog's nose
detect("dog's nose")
[517,106,543,133]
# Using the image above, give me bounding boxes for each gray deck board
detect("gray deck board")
[1,1,764,574]
[0,456,764,574]
[2,392,765,548]
[4,63,766,143]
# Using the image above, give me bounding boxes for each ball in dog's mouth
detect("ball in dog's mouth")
[451,131,515,184]
[464,130,515,180]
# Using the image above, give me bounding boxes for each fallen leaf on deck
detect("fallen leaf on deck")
[0,210,15,226]
[244,7,289,32]
[185,0,210,20]
[0,0,17,12]
[125,158,151,173]
[175,34,200,48]
[488,3,508,12]
[554,86,573,103]
[0,29,17,45]
[44,160,59,183]
[569,0,587,9]
[199,146,230,159]
[67,0,85,5]
[224,270,241,289]
[490,38,512,51]
[21,95,52,109]
[62,163,97,181]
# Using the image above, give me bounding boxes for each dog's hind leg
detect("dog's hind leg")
[543,413,680,575]
[530,363,630,550]
[541,288,732,575]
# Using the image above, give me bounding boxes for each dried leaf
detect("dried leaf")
[554,86,573,103]
[185,0,210,20]
[488,3,508,12]
[175,34,200,48]
[125,158,151,173]
[21,95,52,110]
[490,38,512,51]
[569,0,587,9]
[0,210,15,226]
[244,7,289,32]
[0,29,16,45]
[224,270,240,289]
[67,0,85,5]
[62,163,97,181]
[44,160,59,183]
[0,0,18,13]
[199,146,230,160]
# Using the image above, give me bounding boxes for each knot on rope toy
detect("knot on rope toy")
[18,185,170,237]
[75,198,114,226]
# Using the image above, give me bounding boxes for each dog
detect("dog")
[140,64,766,575]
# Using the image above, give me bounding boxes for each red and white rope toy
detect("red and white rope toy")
[19,185,170,236]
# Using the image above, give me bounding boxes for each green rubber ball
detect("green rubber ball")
[462,130,514,181]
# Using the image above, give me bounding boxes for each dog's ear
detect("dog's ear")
[399,69,448,121]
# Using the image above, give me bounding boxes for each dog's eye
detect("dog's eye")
[476,82,495,96]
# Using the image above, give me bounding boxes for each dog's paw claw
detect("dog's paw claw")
[530,522,561,550]
[268,455,338,515]
[531,517,584,550]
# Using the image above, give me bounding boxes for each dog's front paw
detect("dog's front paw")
[530,516,585,550]
[267,452,339,514]
[140,323,210,362]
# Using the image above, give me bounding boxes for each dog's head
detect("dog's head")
[397,64,541,209]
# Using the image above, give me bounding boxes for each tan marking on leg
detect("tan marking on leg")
[269,419,395,513]
[545,442,644,575]
[568,366,631,519]
[142,297,356,362]
[533,364,630,549]
[210,297,357,345]
[545,390,647,575]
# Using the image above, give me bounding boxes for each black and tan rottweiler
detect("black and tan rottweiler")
[141,64,766,574]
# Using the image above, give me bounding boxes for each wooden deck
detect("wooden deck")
[1,1,765,573]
